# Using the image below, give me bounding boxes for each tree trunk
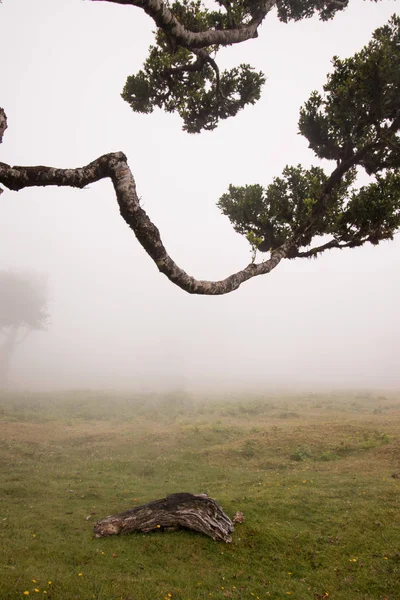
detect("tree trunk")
[0,326,18,389]
[93,493,234,543]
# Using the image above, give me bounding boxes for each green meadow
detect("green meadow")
[0,390,399,600]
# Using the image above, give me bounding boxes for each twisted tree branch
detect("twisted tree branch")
[90,0,277,49]
[0,154,288,294]
[0,113,287,295]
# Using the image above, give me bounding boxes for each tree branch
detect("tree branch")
[0,108,7,144]
[162,49,220,85]
[0,151,288,295]
[90,0,277,49]
[321,143,377,197]
[162,53,206,76]
[294,141,379,243]
[294,237,367,258]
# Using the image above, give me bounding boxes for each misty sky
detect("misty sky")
[0,0,399,391]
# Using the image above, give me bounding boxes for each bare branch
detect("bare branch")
[0,152,288,295]
[90,0,277,49]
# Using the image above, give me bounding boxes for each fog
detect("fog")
[1,0,399,392]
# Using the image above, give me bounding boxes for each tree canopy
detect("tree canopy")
[219,14,400,258]
[0,0,399,294]
[118,0,361,133]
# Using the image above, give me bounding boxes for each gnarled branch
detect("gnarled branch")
[90,0,277,49]
[0,154,288,294]
[0,112,288,295]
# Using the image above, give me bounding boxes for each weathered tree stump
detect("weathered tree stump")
[93,493,234,543]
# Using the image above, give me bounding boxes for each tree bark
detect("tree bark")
[93,493,235,542]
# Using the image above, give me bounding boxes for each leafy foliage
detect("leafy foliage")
[122,32,265,133]
[122,0,356,132]
[218,15,400,258]
[276,0,351,22]
[0,271,49,331]
[218,166,356,252]
[336,172,400,246]
[299,15,400,169]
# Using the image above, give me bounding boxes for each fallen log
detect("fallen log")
[93,492,234,543]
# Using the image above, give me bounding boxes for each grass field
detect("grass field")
[0,390,399,600]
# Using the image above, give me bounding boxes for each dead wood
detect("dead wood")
[93,492,234,543]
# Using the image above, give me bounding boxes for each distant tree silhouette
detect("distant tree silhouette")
[0,271,49,388]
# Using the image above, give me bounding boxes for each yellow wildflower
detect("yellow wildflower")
[23,593,29,596]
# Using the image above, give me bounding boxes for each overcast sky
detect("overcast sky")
[0,0,399,392]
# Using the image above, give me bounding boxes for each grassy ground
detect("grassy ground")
[0,390,399,600]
